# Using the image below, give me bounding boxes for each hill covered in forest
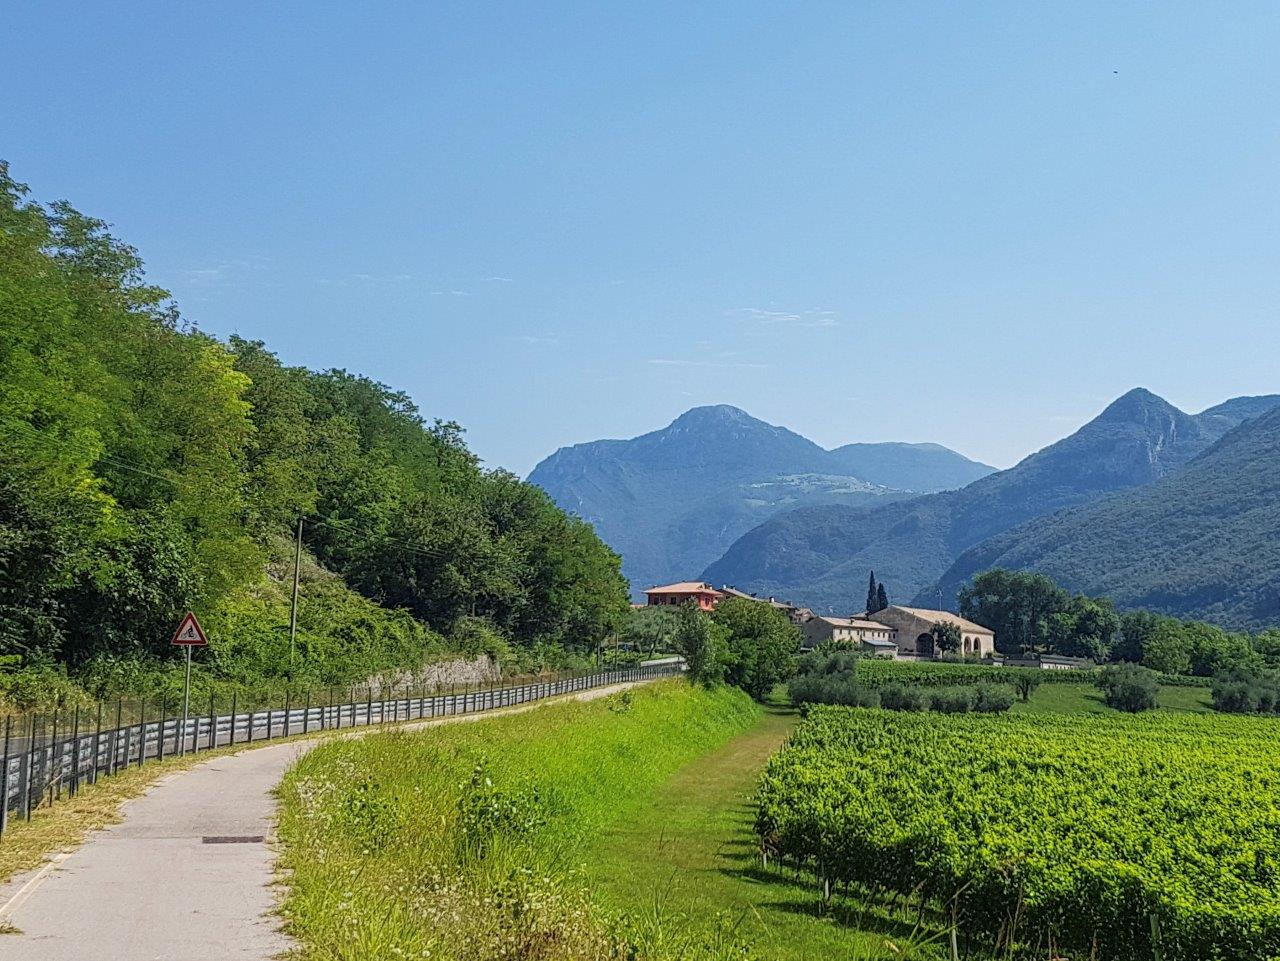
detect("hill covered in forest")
[703,389,1280,614]
[528,404,991,595]
[0,161,628,700]
[932,406,1280,629]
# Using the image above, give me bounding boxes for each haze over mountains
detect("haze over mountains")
[527,405,994,596]
[703,389,1280,620]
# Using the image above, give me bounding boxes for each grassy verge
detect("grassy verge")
[1011,681,1212,714]
[586,699,959,961]
[275,679,761,960]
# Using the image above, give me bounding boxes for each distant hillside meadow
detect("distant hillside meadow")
[703,388,1280,626]
[527,404,992,597]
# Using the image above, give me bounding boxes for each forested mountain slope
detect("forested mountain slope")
[0,162,627,687]
[703,389,1276,613]
[931,406,1280,629]
[528,404,991,595]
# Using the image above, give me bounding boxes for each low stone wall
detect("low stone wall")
[371,655,501,693]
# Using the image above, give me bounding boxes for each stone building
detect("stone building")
[802,616,899,656]
[863,605,996,657]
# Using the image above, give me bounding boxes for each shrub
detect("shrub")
[929,686,975,714]
[1211,679,1258,715]
[1097,663,1158,712]
[788,672,878,708]
[973,682,1015,713]
[878,683,927,712]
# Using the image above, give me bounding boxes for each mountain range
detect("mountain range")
[526,405,994,596]
[701,389,1280,623]
[933,403,1280,629]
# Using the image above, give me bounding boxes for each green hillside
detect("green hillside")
[934,407,1280,630]
[703,389,1280,614]
[0,162,628,699]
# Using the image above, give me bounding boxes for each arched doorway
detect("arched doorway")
[916,632,934,656]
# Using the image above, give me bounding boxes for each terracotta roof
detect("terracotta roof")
[644,581,722,595]
[878,606,994,635]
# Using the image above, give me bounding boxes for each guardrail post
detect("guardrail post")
[91,702,103,784]
[229,692,237,746]
[207,693,216,750]
[67,705,80,797]
[21,716,36,820]
[1,715,11,837]
[48,710,60,806]
[156,698,167,764]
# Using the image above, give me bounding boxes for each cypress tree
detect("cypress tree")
[866,571,878,614]
[876,583,889,613]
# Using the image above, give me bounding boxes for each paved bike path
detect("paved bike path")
[0,681,648,961]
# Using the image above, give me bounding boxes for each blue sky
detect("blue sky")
[4,2,1279,474]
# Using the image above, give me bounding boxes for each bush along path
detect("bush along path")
[0,669,674,961]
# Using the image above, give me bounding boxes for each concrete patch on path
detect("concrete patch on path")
[0,679,653,961]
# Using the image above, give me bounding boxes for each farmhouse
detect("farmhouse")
[863,605,996,657]
[802,616,898,656]
[644,581,725,610]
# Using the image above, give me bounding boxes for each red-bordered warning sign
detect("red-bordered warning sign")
[171,611,209,646]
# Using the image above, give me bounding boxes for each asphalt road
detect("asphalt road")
[0,679,655,961]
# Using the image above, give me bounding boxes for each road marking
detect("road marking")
[0,851,71,921]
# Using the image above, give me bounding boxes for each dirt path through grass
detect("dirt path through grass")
[587,701,925,960]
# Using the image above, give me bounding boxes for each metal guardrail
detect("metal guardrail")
[0,662,683,839]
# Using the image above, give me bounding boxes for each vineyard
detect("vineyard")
[757,706,1280,960]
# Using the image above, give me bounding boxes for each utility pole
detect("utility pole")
[289,516,303,668]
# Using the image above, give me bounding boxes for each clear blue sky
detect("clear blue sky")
[4,2,1279,474]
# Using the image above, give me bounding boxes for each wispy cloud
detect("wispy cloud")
[430,289,471,297]
[352,272,412,283]
[519,334,559,345]
[728,306,839,328]
[648,358,770,370]
[486,276,515,283]
[177,256,272,288]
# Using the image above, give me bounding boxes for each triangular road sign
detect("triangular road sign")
[171,611,209,646]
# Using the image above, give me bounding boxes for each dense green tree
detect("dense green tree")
[876,582,889,612]
[672,602,727,686]
[1096,663,1158,712]
[1140,622,1193,675]
[958,569,1069,655]
[930,621,962,655]
[865,571,878,614]
[0,160,630,687]
[711,598,800,699]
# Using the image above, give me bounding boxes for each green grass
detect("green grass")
[275,680,762,960]
[584,699,954,960]
[1011,681,1212,714]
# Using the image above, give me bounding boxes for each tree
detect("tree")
[866,571,878,614]
[711,598,800,699]
[1140,621,1193,675]
[876,583,889,613]
[672,602,726,686]
[930,621,962,656]
[1096,663,1158,712]
[623,605,681,656]
[1012,670,1043,702]
[959,569,1070,655]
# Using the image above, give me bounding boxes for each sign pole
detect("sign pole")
[181,645,192,757]
[171,612,208,757]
